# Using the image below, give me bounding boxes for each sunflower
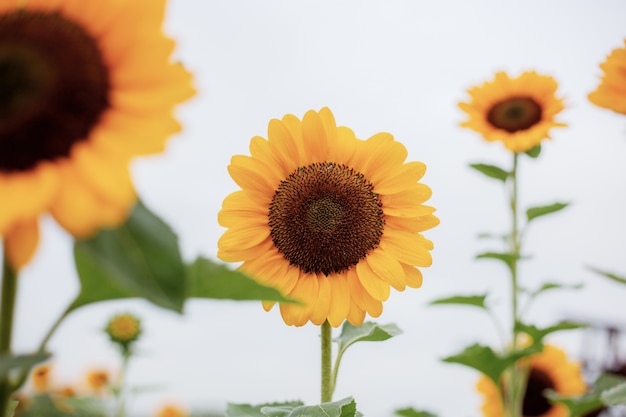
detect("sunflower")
[217,107,439,327]
[156,404,189,417]
[0,0,194,269]
[30,364,51,393]
[477,345,586,417]
[458,71,566,153]
[105,312,142,348]
[85,369,110,394]
[588,40,626,115]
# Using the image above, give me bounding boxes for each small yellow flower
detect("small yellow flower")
[588,39,626,115]
[30,364,51,393]
[218,107,439,327]
[85,369,110,393]
[156,404,188,417]
[459,71,566,152]
[477,345,586,417]
[106,313,142,347]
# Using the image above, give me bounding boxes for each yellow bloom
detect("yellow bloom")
[156,404,188,417]
[588,39,626,115]
[0,0,194,269]
[106,312,142,346]
[218,107,439,327]
[477,345,586,417]
[85,369,110,393]
[459,71,566,153]
[30,364,51,393]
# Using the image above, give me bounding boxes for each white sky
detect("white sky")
[11,1,626,416]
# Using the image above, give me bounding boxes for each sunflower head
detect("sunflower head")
[588,39,626,115]
[85,369,110,394]
[156,404,189,417]
[459,71,566,153]
[0,0,194,269]
[477,345,586,417]
[30,364,51,393]
[105,312,142,351]
[218,107,439,327]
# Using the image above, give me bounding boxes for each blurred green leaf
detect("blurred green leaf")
[587,266,626,285]
[547,373,626,417]
[515,321,585,349]
[476,252,519,271]
[71,202,186,313]
[430,294,488,310]
[335,322,402,361]
[442,343,537,385]
[186,257,293,302]
[528,282,584,297]
[0,352,49,381]
[526,202,569,223]
[469,163,510,182]
[525,145,541,158]
[226,401,303,417]
[395,407,438,417]
[261,397,362,417]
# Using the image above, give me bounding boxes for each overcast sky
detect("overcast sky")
[12,1,626,416]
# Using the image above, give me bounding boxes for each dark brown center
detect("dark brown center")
[0,10,109,173]
[487,97,542,133]
[522,368,556,417]
[268,162,385,276]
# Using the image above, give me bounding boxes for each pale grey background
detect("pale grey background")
[12,1,626,416]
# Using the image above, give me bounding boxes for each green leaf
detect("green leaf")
[515,321,585,349]
[71,202,186,313]
[186,257,293,302]
[261,397,361,417]
[8,401,17,417]
[225,401,303,417]
[442,343,537,385]
[587,266,626,285]
[469,163,510,182]
[476,252,520,271]
[601,381,626,406]
[395,407,438,417]
[528,282,584,298]
[429,294,488,310]
[547,373,626,417]
[335,322,402,361]
[526,202,569,223]
[525,145,541,158]
[0,352,50,380]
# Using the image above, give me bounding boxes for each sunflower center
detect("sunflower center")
[522,368,556,417]
[487,97,542,133]
[0,10,109,173]
[268,162,385,276]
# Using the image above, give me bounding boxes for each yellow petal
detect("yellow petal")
[327,274,350,327]
[355,260,390,301]
[365,249,406,291]
[4,218,40,270]
[380,231,434,267]
[310,275,331,326]
[280,275,319,326]
[401,263,424,288]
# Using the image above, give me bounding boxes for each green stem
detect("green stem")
[115,350,131,417]
[0,249,18,417]
[321,320,333,403]
[507,152,524,417]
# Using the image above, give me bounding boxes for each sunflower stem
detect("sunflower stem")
[0,248,18,417]
[507,152,525,417]
[321,320,333,403]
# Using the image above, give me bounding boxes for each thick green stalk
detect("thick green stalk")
[507,153,525,417]
[321,320,333,403]
[0,251,18,417]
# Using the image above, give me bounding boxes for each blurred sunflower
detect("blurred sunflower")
[217,107,439,327]
[85,369,110,395]
[0,0,194,269]
[588,40,626,115]
[156,404,188,417]
[459,71,566,153]
[30,364,51,393]
[105,312,142,350]
[477,345,586,417]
